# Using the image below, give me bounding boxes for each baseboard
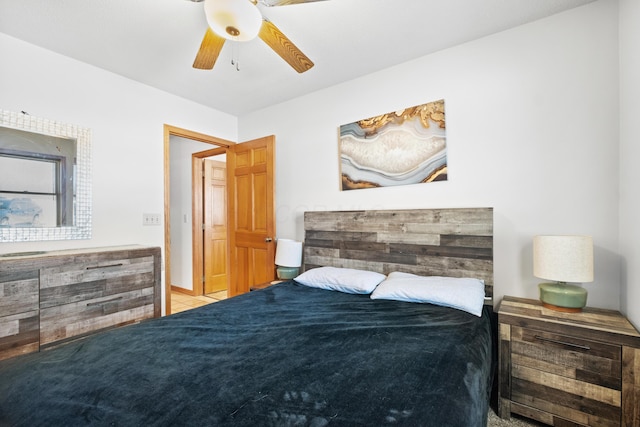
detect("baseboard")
[171,285,196,296]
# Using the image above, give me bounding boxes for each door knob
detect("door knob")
[265,237,273,242]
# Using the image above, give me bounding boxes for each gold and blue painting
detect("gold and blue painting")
[339,99,447,191]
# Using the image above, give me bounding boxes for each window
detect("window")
[0,125,76,228]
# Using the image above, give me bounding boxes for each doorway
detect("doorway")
[192,148,228,298]
[163,125,232,315]
[203,158,227,294]
[164,126,277,315]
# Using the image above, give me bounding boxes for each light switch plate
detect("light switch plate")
[143,213,161,226]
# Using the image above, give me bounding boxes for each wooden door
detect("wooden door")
[227,136,276,296]
[203,159,227,294]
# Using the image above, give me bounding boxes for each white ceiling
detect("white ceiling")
[0,0,596,116]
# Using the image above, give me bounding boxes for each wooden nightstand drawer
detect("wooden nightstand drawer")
[510,326,622,426]
[512,327,622,387]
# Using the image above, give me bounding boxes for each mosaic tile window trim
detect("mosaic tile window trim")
[0,110,91,242]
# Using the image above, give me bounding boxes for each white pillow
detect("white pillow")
[294,266,386,294]
[370,273,486,317]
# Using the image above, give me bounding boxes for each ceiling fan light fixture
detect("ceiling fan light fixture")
[204,0,263,42]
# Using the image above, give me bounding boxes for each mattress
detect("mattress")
[0,281,493,426]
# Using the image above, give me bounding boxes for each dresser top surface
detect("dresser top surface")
[0,245,158,261]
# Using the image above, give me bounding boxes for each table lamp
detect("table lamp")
[533,235,594,312]
[275,239,302,280]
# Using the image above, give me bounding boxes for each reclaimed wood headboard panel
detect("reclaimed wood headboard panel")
[303,207,493,301]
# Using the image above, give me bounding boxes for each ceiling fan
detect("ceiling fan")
[190,0,326,73]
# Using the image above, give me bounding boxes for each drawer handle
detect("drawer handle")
[534,335,590,351]
[87,296,123,306]
[86,263,124,270]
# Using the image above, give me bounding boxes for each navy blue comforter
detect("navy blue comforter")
[0,281,493,426]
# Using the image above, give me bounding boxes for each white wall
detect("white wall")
[619,0,640,328]
[2,1,633,318]
[169,136,217,291]
[239,0,621,310]
[0,33,238,312]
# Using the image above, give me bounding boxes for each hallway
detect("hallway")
[171,290,227,314]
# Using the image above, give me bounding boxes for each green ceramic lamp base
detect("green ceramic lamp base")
[539,282,587,313]
[276,266,299,280]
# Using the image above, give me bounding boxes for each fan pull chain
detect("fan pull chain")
[231,39,240,71]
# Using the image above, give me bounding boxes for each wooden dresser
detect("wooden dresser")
[498,296,640,427]
[0,246,161,360]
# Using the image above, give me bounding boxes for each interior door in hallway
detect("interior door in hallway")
[203,159,227,294]
[227,135,275,296]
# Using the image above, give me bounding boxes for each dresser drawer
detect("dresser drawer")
[0,269,39,316]
[0,310,39,360]
[40,287,155,346]
[510,326,621,426]
[40,255,156,309]
[0,269,40,360]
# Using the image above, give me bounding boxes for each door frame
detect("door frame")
[163,125,233,315]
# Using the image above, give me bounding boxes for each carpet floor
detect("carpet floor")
[487,407,545,426]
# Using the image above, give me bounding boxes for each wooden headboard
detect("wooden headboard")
[303,207,493,302]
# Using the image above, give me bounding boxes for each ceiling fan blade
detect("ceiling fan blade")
[260,0,328,6]
[193,28,226,70]
[259,20,314,73]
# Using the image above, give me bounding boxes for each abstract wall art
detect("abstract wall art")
[339,99,447,191]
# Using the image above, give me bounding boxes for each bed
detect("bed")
[0,208,495,426]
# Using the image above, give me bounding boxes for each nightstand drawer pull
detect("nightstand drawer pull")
[534,335,590,351]
[87,296,124,306]
[86,263,124,270]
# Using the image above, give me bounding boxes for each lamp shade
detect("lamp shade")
[533,235,594,283]
[204,0,262,41]
[275,239,302,268]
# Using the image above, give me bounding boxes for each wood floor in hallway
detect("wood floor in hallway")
[170,290,227,314]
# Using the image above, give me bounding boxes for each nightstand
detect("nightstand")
[249,280,284,291]
[498,296,640,427]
